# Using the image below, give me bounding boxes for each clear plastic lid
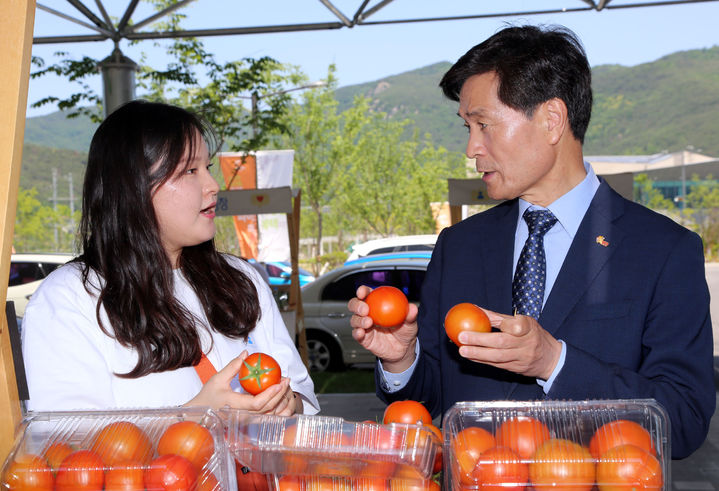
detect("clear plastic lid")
[221,410,440,481]
[441,399,669,491]
[0,407,234,491]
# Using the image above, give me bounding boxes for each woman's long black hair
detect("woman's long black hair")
[79,100,259,378]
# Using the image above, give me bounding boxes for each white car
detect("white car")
[301,254,429,372]
[346,234,437,261]
[7,253,74,318]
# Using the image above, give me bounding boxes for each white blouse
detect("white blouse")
[22,256,319,414]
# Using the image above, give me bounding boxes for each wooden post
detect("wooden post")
[450,204,463,226]
[0,0,36,462]
[286,189,309,368]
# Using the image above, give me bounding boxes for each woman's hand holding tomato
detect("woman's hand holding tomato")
[185,351,299,415]
[453,307,563,380]
[348,285,419,373]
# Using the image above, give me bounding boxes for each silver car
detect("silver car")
[301,255,429,372]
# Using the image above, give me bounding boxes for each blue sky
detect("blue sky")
[27,0,719,117]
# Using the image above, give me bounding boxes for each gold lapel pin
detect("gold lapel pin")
[595,235,609,247]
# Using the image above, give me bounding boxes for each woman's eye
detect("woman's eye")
[186,168,197,175]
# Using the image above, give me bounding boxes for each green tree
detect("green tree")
[14,188,79,253]
[278,67,340,256]
[335,96,464,236]
[685,174,719,258]
[30,0,303,155]
[634,173,676,211]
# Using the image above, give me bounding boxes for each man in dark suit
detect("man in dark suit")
[348,25,715,459]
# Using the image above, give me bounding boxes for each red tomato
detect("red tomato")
[444,303,491,346]
[311,432,354,477]
[590,420,654,459]
[425,424,443,474]
[238,352,282,395]
[596,444,663,491]
[306,477,350,491]
[2,453,54,491]
[495,416,551,459]
[530,439,596,491]
[196,469,220,491]
[157,421,215,471]
[42,442,74,474]
[451,426,496,485]
[89,421,153,467]
[472,446,529,491]
[104,460,145,491]
[383,400,432,425]
[354,423,401,478]
[366,286,410,328]
[145,454,198,491]
[234,464,269,491]
[55,449,105,491]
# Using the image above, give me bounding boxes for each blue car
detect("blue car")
[263,261,316,287]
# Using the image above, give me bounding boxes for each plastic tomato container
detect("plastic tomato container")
[221,410,440,482]
[0,407,234,491]
[267,474,440,490]
[441,399,669,491]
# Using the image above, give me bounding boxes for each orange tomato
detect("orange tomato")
[529,439,595,491]
[145,454,198,491]
[353,423,400,478]
[451,426,496,485]
[390,478,440,491]
[366,286,410,328]
[383,400,432,425]
[280,424,309,474]
[196,469,220,491]
[104,460,145,491]
[275,475,302,491]
[42,442,74,474]
[495,416,551,459]
[55,449,105,491]
[589,420,654,459]
[89,421,153,467]
[472,446,529,491]
[157,421,215,471]
[311,432,354,477]
[596,444,662,491]
[2,453,54,491]
[444,303,491,346]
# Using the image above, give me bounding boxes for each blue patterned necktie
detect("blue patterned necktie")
[512,209,558,319]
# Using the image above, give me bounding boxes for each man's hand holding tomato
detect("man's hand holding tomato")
[348,285,419,373]
[185,350,301,415]
[454,308,562,381]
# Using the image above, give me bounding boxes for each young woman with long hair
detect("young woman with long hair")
[22,100,318,415]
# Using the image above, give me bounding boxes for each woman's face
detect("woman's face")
[151,132,220,266]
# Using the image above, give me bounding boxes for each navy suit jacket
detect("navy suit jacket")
[378,180,715,459]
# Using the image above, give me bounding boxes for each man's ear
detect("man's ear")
[543,98,568,145]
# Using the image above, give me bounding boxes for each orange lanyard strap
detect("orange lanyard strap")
[193,353,217,384]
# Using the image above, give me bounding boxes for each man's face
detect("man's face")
[458,72,558,204]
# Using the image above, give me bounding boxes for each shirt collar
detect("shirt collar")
[518,161,600,238]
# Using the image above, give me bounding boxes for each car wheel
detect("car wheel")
[305,331,343,372]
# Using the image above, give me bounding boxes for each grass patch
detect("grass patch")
[310,367,376,394]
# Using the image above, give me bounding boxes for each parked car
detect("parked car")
[264,261,316,287]
[344,251,432,266]
[301,254,429,372]
[7,253,74,318]
[346,235,437,262]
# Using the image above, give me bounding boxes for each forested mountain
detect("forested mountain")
[22,46,719,206]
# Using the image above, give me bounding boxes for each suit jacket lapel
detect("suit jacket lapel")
[539,181,627,336]
[483,200,519,315]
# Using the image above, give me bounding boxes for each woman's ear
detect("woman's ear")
[543,98,568,145]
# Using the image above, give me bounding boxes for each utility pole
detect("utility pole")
[50,168,77,251]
